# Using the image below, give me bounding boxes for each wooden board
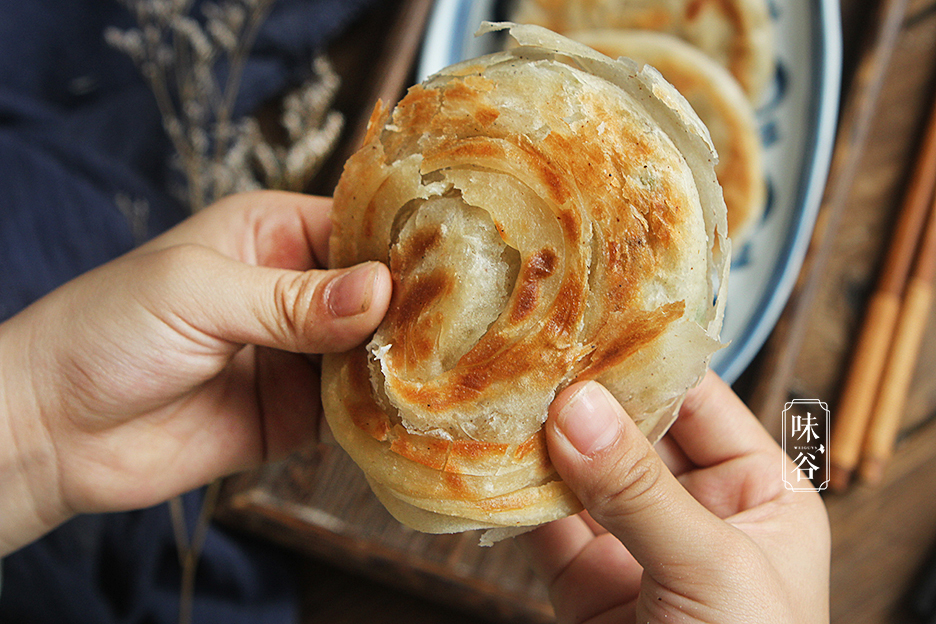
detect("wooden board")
[825,416,936,623]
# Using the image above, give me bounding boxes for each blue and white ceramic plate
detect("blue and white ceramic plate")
[417,0,842,384]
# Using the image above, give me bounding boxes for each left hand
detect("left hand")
[0,191,392,555]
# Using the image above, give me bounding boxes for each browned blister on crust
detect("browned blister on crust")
[321,23,728,537]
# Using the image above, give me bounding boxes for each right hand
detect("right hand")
[518,371,830,623]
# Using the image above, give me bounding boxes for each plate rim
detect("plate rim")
[713,0,842,382]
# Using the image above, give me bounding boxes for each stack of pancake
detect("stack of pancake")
[322,23,728,538]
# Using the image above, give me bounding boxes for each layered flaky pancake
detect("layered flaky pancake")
[321,23,728,537]
[570,29,765,244]
[511,0,775,103]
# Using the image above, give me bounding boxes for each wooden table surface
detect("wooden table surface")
[215,2,936,623]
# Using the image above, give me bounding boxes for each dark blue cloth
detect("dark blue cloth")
[0,0,376,621]
[1,491,300,624]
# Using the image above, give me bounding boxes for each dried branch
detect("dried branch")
[106,4,349,623]
[107,0,343,212]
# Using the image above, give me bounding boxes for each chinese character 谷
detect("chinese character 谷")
[792,452,819,481]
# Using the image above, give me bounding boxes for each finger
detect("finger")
[653,434,694,477]
[246,193,332,270]
[676,452,782,519]
[135,191,334,269]
[516,512,616,595]
[548,533,642,622]
[579,510,608,535]
[516,514,597,585]
[517,517,643,623]
[670,370,780,468]
[140,244,392,354]
[546,380,746,584]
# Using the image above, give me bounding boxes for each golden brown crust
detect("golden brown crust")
[321,23,727,535]
[571,29,765,244]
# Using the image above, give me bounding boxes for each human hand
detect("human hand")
[0,191,391,555]
[518,371,830,624]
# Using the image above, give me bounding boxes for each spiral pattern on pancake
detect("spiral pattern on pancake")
[321,24,728,536]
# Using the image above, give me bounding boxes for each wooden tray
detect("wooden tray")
[217,444,553,623]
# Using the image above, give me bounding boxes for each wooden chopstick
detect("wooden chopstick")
[829,89,936,491]
[859,187,936,484]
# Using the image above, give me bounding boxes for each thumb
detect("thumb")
[547,380,741,581]
[146,245,392,354]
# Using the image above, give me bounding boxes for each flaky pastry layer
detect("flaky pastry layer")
[321,23,728,536]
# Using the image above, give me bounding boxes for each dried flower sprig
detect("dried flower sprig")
[247,56,344,192]
[107,0,344,211]
[114,192,151,244]
[105,3,347,623]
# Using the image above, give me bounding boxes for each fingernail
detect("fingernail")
[557,382,621,456]
[327,263,377,318]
